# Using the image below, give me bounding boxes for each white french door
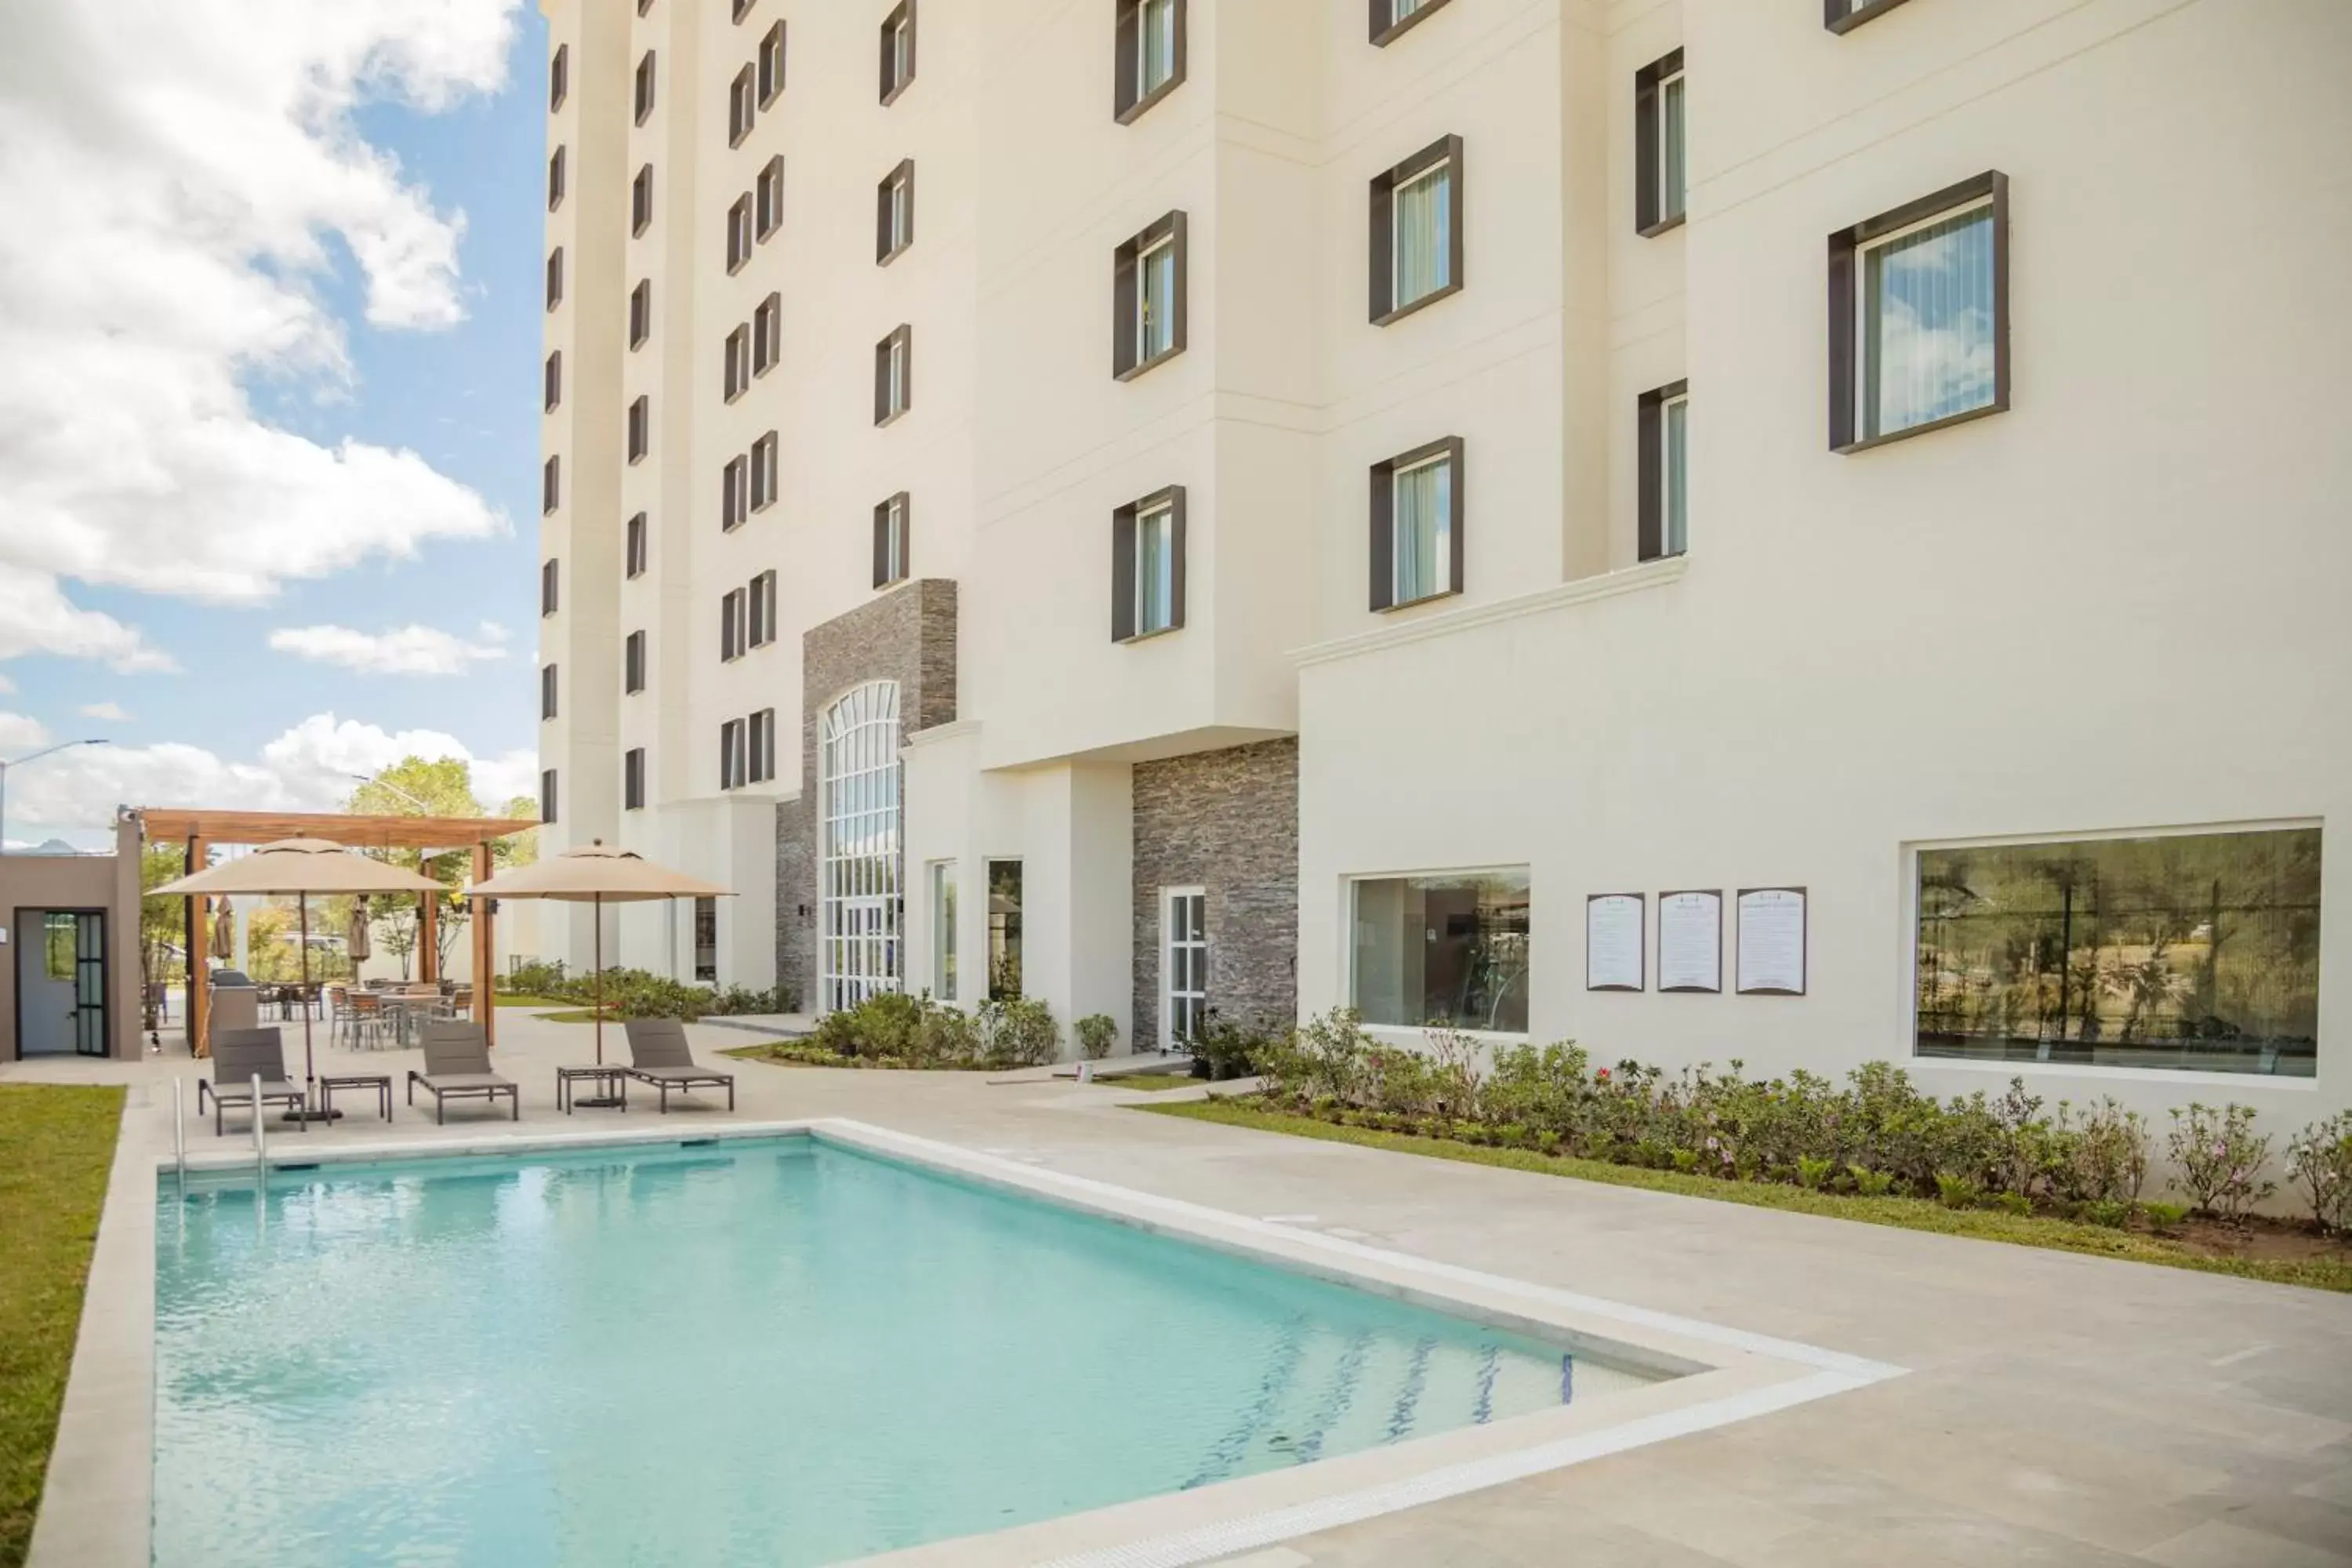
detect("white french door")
[1163,888,1206,1049]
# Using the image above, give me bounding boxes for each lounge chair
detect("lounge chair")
[198,1028,309,1135]
[622,1018,736,1113]
[406,1020,519,1124]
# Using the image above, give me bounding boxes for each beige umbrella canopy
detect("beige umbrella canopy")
[465,840,729,1069]
[155,840,445,1096]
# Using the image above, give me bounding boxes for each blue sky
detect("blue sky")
[0,2,552,843]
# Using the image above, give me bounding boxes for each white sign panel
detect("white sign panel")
[1737,887,1807,996]
[1657,890,1722,993]
[1585,894,1645,992]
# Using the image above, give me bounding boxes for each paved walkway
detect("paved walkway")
[10,1011,2352,1565]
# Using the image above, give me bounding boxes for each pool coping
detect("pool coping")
[40,1115,1904,1568]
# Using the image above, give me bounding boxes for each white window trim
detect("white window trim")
[1163,885,1206,1048]
[1657,66,1686,223]
[1854,193,1997,441]
[886,335,908,416]
[1134,233,1175,365]
[929,858,959,1002]
[1138,0,1176,96]
[1390,158,1450,308]
[888,171,912,253]
[1132,496,1176,636]
[1662,389,1690,558]
[1390,448,1454,604]
[884,495,907,582]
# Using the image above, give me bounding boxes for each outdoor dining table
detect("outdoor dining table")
[376,993,450,1049]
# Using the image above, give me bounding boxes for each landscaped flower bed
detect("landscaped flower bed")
[733,992,1065,1071]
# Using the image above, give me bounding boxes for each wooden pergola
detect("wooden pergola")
[137,808,538,1055]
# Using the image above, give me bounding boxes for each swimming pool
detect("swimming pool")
[154,1133,1659,1566]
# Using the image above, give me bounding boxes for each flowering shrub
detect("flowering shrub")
[1076,1013,1119,1060]
[2165,1103,2275,1221]
[2287,1112,2352,1232]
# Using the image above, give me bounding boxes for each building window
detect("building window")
[540,662,559,720]
[1915,826,2321,1078]
[873,325,911,424]
[1112,211,1187,379]
[1369,437,1462,610]
[1370,134,1462,324]
[1112,485,1184,641]
[747,707,776,784]
[724,325,750,401]
[1352,870,1530,1033]
[624,748,646,811]
[539,769,558,826]
[1635,49,1686,236]
[876,160,914,263]
[722,456,747,530]
[540,558,559,616]
[634,50,657,125]
[549,43,568,111]
[822,681,904,1011]
[641,0,655,14]
[986,859,1023,1000]
[545,247,563,310]
[727,195,753,273]
[755,155,784,240]
[1164,887,1207,1046]
[1637,380,1689,561]
[880,1,916,105]
[547,146,566,211]
[632,164,654,235]
[731,0,753,21]
[873,492,909,587]
[542,455,561,514]
[1826,0,1916,33]
[729,66,757,147]
[1831,171,2008,452]
[1369,0,1455,46]
[1114,0,1186,123]
[630,278,652,349]
[929,861,958,1001]
[626,395,650,463]
[626,512,648,576]
[750,431,778,510]
[543,350,561,412]
[758,21,787,104]
[720,588,745,661]
[625,630,646,693]
[693,898,717,982]
[748,569,777,646]
[753,292,781,374]
[720,718,746,789]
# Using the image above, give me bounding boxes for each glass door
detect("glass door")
[72,911,107,1057]
[1164,889,1206,1048]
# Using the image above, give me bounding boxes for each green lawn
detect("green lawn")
[1134,1098,2352,1294]
[492,994,573,1008]
[0,1085,122,1568]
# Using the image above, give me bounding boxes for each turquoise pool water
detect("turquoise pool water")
[154,1136,1651,1565]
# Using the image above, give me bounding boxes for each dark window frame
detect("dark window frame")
[1828,169,2009,454]
[1368,435,1465,612]
[543,350,561,412]
[1113,0,1188,124]
[876,159,915,264]
[545,247,564,311]
[1111,485,1187,643]
[729,65,757,147]
[726,195,753,274]
[626,395,650,464]
[750,430,778,512]
[547,146,566,212]
[753,292,781,374]
[1636,379,1690,563]
[720,588,745,662]
[1368,133,1464,325]
[1826,0,1916,33]
[634,50,657,125]
[624,748,646,811]
[731,0,754,22]
[880,0,916,105]
[540,769,558,826]
[549,44,568,111]
[872,492,910,588]
[748,709,776,785]
[1634,49,1686,238]
[632,164,654,236]
[1112,209,1188,380]
[540,558,559,616]
[542,455,561,515]
[626,512,648,577]
[629,278,652,350]
[721,456,747,531]
[1369,0,1456,46]
[748,569,777,645]
[757,21,787,104]
[724,325,750,401]
[873,324,913,426]
[755,154,785,240]
[625,630,647,694]
[719,720,746,791]
[540,662,560,720]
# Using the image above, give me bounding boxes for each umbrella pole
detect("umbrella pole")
[594,891,604,1066]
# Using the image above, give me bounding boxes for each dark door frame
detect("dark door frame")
[12,906,109,1062]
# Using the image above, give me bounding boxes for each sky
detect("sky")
[0,0,550,848]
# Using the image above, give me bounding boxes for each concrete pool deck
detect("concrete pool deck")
[11,1011,2352,1566]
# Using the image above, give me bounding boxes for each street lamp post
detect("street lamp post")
[347,771,448,983]
[0,739,111,855]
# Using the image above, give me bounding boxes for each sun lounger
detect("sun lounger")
[622,1018,736,1113]
[406,1020,519,1124]
[198,1028,310,1135]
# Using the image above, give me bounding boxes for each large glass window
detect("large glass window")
[1915,827,2321,1077]
[1138,234,1177,365]
[1392,451,1453,604]
[987,859,1023,1000]
[1659,66,1686,224]
[930,861,958,1001]
[693,897,717,983]
[1860,197,1997,440]
[1663,390,1689,557]
[1352,871,1530,1033]
[821,681,903,1011]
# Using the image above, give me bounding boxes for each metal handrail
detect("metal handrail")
[172,1078,187,1191]
[251,1073,266,1183]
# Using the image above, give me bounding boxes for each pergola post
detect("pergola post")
[473,840,496,1047]
[187,834,210,1058]
[418,884,439,984]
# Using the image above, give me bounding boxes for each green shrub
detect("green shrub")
[2286,1112,2352,1232]
[1934,1171,1984,1210]
[1795,1155,1837,1190]
[978,996,1060,1066]
[1076,1014,1119,1060]
[2049,1098,2150,1207]
[1189,1011,1278,1081]
[1849,1164,1896,1198]
[2166,1103,2275,1222]
[506,958,568,996]
[2082,1200,2132,1229]
[2143,1200,2190,1232]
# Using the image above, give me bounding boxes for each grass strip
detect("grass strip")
[0,1084,124,1568]
[1134,1098,2352,1294]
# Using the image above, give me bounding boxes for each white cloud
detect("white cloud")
[268,622,509,677]
[0,672,15,695]
[0,711,52,752]
[0,0,521,671]
[78,701,130,721]
[0,710,535,837]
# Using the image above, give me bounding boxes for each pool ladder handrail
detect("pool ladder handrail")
[172,1077,187,1197]
[251,1072,267,1182]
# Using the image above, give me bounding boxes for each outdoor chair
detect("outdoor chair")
[342,990,387,1050]
[198,1028,309,1135]
[407,1019,519,1124]
[325,986,349,1042]
[622,1018,736,1113]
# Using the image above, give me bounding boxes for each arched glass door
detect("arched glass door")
[820,681,902,1011]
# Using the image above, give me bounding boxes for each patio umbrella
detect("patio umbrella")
[155,840,445,1103]
[464,840,729,1072]
[209,898,236,962]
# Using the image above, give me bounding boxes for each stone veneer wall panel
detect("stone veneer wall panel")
[776,579,956,1009]
[1130,737,1298,1051]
